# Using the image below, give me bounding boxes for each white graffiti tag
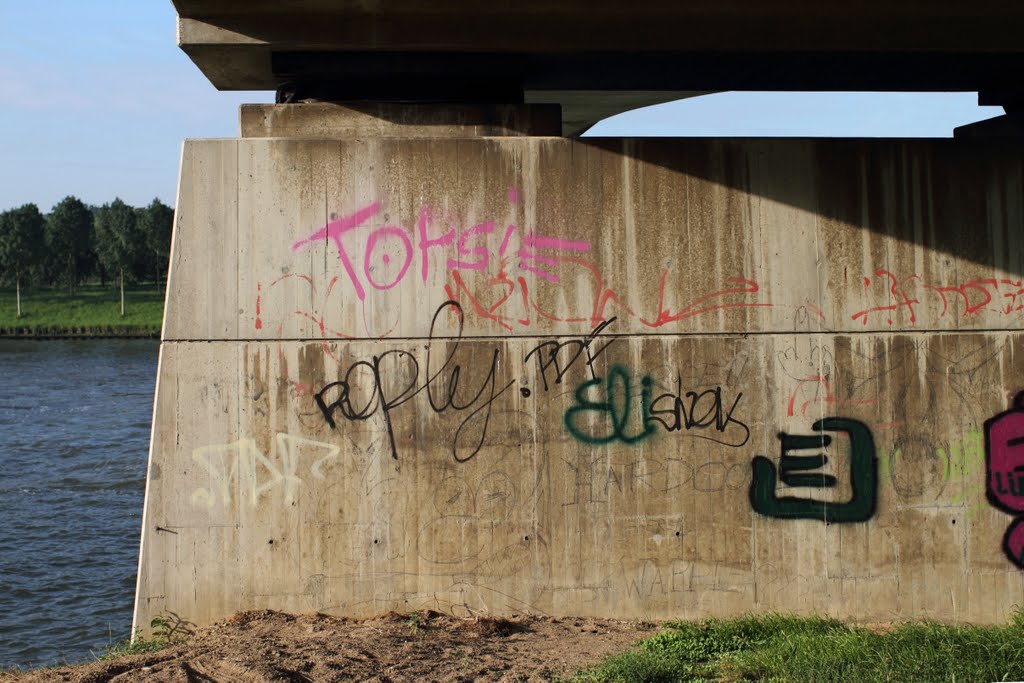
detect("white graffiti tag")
[190,433,340,509]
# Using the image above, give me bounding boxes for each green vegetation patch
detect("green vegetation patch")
[101,615,188,660]
[568,612,1024,683]
[0,284,163,336]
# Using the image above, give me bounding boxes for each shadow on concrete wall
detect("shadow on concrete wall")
[577,137,1024,278]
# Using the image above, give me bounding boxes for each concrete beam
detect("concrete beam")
[173,2,1024,94]
[173,2,1024,53]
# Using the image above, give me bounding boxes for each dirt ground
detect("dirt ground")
[3,611,653,682]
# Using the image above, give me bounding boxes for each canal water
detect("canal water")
[0,339,158,668]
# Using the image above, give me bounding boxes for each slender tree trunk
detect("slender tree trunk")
[15,272,21,319]
[120,267,126,317]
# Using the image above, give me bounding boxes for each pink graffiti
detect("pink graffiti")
[498,223,516,257]
[290,201,382,301]
[985,392,1024,568]
[363,226,413,290]
[290,189,568,301]
[276,190,791,335]
[448,221,495,271]
[517,232,592,282]
[418,206,455,281]
[986,392,1024,513]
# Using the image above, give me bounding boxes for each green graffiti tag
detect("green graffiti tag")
[750,417,877,523]
[564,365,657,445]
[878,428,986,516]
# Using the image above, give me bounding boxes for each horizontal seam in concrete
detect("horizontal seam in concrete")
[161,327,1024,343]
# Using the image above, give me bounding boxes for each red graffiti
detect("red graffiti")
[851,270,920,325]
[785,376,878,418]
[852,270,1024,325]
[442,255,773,332]
[255,283,263,330]
[637,273,773,328]
[272,191,787,336]
[929,278,1024,317]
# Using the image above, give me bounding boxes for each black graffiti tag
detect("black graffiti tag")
[314,301,515,462]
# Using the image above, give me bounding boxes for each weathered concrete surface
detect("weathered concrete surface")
[240,104,562,139]
[163,137,1024,341]
[137,135,1024,632]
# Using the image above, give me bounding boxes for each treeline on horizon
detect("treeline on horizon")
[0,196,173,294]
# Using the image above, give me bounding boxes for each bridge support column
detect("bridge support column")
[135,103,1024,632]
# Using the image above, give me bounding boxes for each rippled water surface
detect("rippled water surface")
[0,339,158,668]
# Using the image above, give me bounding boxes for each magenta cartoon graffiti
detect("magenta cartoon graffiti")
[985,392,1024,568]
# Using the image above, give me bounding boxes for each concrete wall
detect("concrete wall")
[135,131,1024,631]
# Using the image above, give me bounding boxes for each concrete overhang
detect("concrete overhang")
[172,1,1024,132]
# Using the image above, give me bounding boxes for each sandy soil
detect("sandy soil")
[3,611,653,682]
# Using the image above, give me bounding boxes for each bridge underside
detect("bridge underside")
[173,1,1024,132]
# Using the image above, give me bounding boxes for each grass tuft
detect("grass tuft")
[99,616,185,661]
[566,611,1024,683]
[99,635,173,660]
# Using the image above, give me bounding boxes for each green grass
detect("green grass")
[99,634,174,660]
[566,612,1024,683]
[0,284,164,336]
[99,615,185,660]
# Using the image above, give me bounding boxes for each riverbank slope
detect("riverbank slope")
[0,285,163,337]
[0,611,648,682]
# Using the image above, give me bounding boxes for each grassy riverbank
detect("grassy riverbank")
[568,612,1024,682]
[0,284,164,337]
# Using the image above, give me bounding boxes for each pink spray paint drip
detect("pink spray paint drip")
[498,224,516,257]
[291,201,383,301]
[418,206,455,282]
[517,231,592,282]
[363,225,413,290]
[447,221,495,271]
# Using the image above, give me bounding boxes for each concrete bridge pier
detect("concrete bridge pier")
[135,97,1024,633]
[136,0,1024,634]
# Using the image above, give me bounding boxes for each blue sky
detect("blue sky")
[0,1,1004,213]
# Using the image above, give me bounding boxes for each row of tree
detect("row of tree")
[0,197,173,315]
